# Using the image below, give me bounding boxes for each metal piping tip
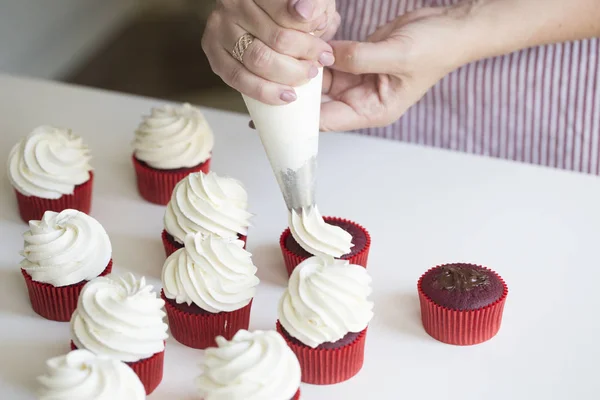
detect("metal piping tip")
[276,156,317,212]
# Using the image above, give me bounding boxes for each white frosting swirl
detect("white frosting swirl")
[196,330,300,400]
[278,256,373,348]
[38,349,145,400]
[20,209,112,287]
[7,125,92,199]
[288,206,353,258]
[71,273,168,363]
[162,233,259,313]
[164,171,252,242]
[133,103,214,169]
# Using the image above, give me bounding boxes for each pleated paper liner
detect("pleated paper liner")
[417,265,508,345]
[132,155,211,205]
[161,229,248,258]
[161,290,252,349]
[71,341,164,395]
[21,259,113,322]
[14,171,94,223]
[291,389,301,399]
[279,216,371,277]
[276,321,367,385]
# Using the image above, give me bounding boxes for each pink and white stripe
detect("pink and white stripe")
[335,0,600,174]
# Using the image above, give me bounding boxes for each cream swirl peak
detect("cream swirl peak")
[162,233,258,313]
[278,256,374,348]
[164,171,252,242]
[38,349,145,400]
[196,330,300,400]
[71,273,168,363]
[134,103,214,169]
[288,205,353,258]
[21,209,112,287]
[7,125,92,199]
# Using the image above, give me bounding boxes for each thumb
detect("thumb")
[329,39,399,75]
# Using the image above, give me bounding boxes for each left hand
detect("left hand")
[320,3,481,131]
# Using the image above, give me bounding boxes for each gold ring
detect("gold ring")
[232,33,255,64]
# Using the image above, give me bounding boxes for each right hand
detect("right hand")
[202,0,340,105]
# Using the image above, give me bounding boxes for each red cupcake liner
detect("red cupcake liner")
[280,217,371,277]
[417,265,508,346]
[161,290,252,349]
[71,341,164,395]
[132,155,211,205]
[21,259,112,322]
[291,389,300,399]
[276,321,367,385]
[14,172,94,223]
[161,229,247,258]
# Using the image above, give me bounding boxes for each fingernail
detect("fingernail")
[294,0,313,20]
[249,120,255,129]
[308,66,319,78]
[280,91,297,103]
[319,52,334,66]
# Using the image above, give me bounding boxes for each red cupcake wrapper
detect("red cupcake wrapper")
[161,229,247,258]
[280,216,371,277]
[291,389,300,400]
[162,290,252,349]
[71,341,164,395]
[276,321,367,385]
[21,260,113,322]
[417,265,509,345]
[132,155,211,205]
[14,172,94,223]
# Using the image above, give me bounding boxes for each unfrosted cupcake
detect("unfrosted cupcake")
[418,263,508,345]
[280,205,371,276]
[162,171,252,256]
[196,330,301,400]
[38,349,145,399]
[70,273,169,395]
[133,103,214,205]
[7,125,93,222]
[277,256,373,385]
[161,232,259,349]
[20,209,112,321]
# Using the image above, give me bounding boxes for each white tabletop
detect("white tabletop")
[1,73,599,400]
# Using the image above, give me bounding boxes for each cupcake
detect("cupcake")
[196,330,301,400]
[280,205,371,276]
[7,125,93,222]
[277,256,373,385]
[162,171,252,257]
[38,349,145,399]
[70,273,169,394]
[133,103,214,205]
[161,232,259,349]
[20,209,112,321]
[418,263,508,345]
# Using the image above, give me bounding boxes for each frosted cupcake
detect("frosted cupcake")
[20,209,112,321]
[280,206,371,276]
[7,125,93,222]
[38,349,145,399]
[277,256,373,385]
[133,103,214,205]
[162,171,252,256]
[162,232,259,349]
[71,273,168,395]
[196,330,301,400]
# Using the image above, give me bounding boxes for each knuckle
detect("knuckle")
[254,82,269,101]
[271,29,293,52]
[248,43,272,69]
[227,66,244,88]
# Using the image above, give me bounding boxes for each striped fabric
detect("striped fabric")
[336,0,600,174]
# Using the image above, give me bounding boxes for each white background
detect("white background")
[1,74,599,399]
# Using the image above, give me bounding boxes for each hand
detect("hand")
[202,0,340,105]
[320,3,480,131]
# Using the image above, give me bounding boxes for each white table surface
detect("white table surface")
[1,73,599,400]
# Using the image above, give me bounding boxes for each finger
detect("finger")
[322,68,332,94]
[289,0,330,22]
[212,48,297,105]
[320,101,370,132]
[253,0,328,32]
[329,40,399,74]
[238,2,333,63]
[320,11,341,41]
[227,25,319,86]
